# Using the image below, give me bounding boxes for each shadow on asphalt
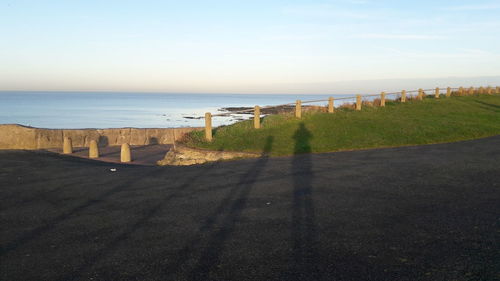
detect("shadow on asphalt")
[2,134,500,281]
[0,167,165,257]
[166,136,274,280]
[290,123,320,280]
[52,163,221,281]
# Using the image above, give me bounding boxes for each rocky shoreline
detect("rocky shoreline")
[180,104,321,121]
[220,105,296,115]
[157,145,259,166]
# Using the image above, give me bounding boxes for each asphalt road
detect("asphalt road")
[1,136,499,281]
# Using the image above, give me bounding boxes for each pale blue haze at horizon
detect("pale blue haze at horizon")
[0,0,499,93]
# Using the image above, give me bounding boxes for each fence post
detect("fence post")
[435,87,440,99]
[295,100,302,118]
[496,86,500,94]
[254,106,260,129]
[120,143,131,163]
[401,90,406,103]
[479,86,484,94]
[63,137,73,154]
[446,87,451,98]
[328,97,334,113]
[172,129,177,151]
[356,95,362,110]
[459,87,464,96]
[418,88,423,100]
[89,140,99,158]
[380,92,386,107]
[205,112,212,142]
[486,86,492,95]
[469,87,474,95]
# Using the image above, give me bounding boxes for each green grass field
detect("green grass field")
[183,94,500,156]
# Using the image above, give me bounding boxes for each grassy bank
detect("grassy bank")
[183,95,500,156]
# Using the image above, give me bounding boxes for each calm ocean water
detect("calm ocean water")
[0,92,353,129]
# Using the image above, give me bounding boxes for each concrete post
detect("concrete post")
[401,90,406,103]
[120,143,131,163]
[418,88,423,100]
[205,112,212,142]
[435,87,440,99]
[172,129,177,151]
[295,100,302,118]
[380,92,386,107]
[254,106,260,129]
[89,140,99,158]
[356,95,362,111]
[446,87,451,98]
[63,137,72,154]
[328,97,334,113]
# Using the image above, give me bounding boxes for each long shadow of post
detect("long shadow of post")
[155,136,274,280]
[184,136,274,279]
[0,167,163,256]
[53,162,221,281]
[188,136,274,279]
[290,123,320,280]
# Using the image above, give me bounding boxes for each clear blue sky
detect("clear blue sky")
[1,0,499,93]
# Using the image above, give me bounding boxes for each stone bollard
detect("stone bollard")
[89,140,99,158]
[295,100,302,118]
[328,97,334,113]
[120,143,131,163]
[380,92,386,107]
[418,88,424,100]
[446,87,451,98]
[401,90,406,103]
[356,95,362,110]
[63,137,73,154]
[254,106,260,129]
[435,87,440,99]
[205,112,212,142]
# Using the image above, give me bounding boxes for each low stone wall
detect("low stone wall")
[0,124,202,150]
[157,145,260,166]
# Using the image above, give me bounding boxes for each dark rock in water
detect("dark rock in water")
[261,105,295,114]
[220,107,252,112]
[221,105,295,115]
[183,116,204,120]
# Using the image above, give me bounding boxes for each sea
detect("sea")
[0,91,354,129]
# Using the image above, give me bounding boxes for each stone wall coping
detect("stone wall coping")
[0,124,202,150]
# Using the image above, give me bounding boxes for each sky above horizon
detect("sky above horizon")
[1,0,499,94]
